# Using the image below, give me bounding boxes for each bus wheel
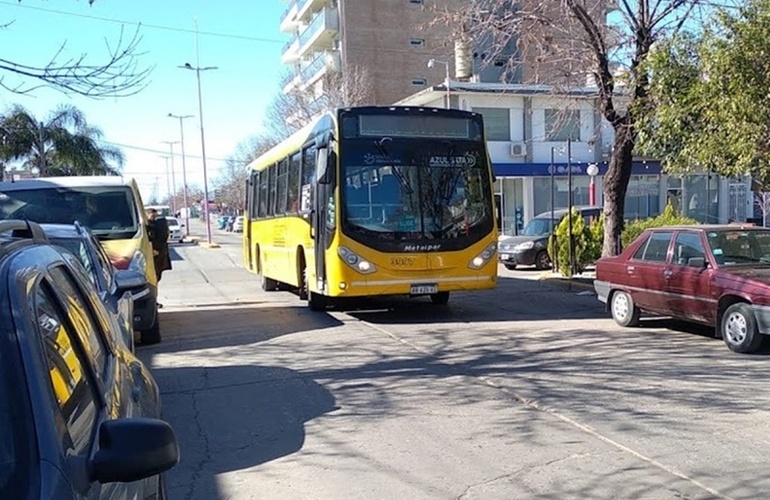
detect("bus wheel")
[430,292,450,305]
[308,292,327,311]
[298,265,308,300]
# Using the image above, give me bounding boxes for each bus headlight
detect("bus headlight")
[339,247,376,274]
[468,242,497,269]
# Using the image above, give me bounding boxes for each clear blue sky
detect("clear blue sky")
[0,0,288,202]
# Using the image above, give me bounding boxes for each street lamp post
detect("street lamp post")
[179,60,217,245]
[587,163,599,206]
[550,146,557,274]
[567,138,575,279]
[427,58,451,109]
[161,140,180,214]
[159,155,171,205]
[168,113,193,236]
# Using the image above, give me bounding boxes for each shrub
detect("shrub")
[548,207,594,276]
[621,202,698,247]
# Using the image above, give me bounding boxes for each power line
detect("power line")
[98,139,249,164]
[1,0,285,44]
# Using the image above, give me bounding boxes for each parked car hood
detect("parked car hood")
[721,265,770,285]
[498,234,545,247]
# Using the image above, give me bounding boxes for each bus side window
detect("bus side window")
[288,153,301,214]
[258,170,268,218]
[301,147,316,213]
[268,163,277,217]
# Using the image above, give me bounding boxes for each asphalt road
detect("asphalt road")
[138,222,770,500]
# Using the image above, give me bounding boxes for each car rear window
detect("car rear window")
[0,186,139,240]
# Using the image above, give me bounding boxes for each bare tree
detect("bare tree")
[435,0,730,256]
[755,191,770,228]
[265,63,375,140]
[1,3,150,97]
[214,135,279,213]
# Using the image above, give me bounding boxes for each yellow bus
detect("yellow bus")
[243,106,498,309]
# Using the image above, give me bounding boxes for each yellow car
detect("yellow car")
[0,176,163,344]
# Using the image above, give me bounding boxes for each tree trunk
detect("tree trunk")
[601,126,635,257]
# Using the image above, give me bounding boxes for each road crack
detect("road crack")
[183,368,212,500]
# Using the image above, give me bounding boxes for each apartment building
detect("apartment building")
[280,0,462,105]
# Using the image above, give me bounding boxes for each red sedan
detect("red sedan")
[594,225,770,353]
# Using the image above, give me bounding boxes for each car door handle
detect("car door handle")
[626,265,635,274]
[663,270,673,278]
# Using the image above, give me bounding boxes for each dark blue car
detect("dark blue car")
[41,223,148,352]
[0,220,178,500]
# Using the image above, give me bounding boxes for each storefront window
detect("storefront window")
[533,176,589,216]
[682,174,719,223]
[625,175,661,221]
[499,177,523,234]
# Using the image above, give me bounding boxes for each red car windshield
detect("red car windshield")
[707,229,770,266]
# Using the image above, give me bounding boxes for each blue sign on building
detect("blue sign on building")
[492,161,662,177]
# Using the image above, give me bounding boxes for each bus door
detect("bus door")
[313,145,335,293]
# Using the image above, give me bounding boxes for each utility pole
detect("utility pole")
[161,141,180,214]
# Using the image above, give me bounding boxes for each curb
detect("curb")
[536,271,595,293]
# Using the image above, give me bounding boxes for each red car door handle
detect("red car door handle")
[664,270,673,277]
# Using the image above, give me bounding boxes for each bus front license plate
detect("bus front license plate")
[411,284,438,295]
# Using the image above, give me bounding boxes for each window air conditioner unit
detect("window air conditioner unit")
[510,142,526,157]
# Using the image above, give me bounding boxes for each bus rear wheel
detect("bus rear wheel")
[430,292,450,305]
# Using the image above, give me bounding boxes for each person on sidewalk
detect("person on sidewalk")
[146,209,172,309]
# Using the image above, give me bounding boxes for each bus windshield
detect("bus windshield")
[0,186,140,239]
[341,140,492,242]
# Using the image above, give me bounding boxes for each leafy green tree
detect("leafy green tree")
[0,105,123,177]
[548,208,593,276]
[438,0,733,257]
[640,0,770,185]
[622,203,698,247]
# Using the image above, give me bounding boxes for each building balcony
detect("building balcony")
[282,68,302,94]
[299,50,341,89]
[296,7,339,59]
[281,37,301,64]
[296,0,329,23]
[279,0,300,33]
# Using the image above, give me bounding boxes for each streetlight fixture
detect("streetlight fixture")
[161,140,180,214]
[179,60,217,245]
[427,58,451,109]
[168,113,193,236]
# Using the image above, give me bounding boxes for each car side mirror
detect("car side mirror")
[687,257,707,269]
[90,418,179,484]
[114,270,147,292]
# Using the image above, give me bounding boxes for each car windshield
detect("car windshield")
[707,229,770,266]
[341,140,492,240]
[166,217,180,227]
[0,186,139,240]
[519,217,555,236]
[0,327,35,499]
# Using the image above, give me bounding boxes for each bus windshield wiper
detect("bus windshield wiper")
[373,138,412,194]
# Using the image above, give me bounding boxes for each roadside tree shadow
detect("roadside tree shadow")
[157,364,337,500]
[138,304,344,355]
